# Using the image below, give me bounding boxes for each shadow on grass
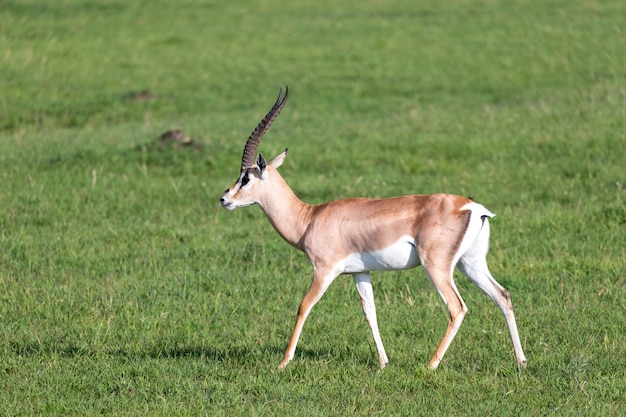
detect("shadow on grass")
[10,339,378,367]
[9,338,279,362]
[120,344,284,363]
[153,343,377,366]
[115,344,376,366]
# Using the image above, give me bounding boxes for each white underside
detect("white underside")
[342,235,420,273]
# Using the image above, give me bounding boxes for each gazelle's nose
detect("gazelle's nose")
[220,189,229,203]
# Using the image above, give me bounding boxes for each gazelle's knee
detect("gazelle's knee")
[447,299,467,324]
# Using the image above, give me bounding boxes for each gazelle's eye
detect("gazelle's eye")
[240,174,250,187]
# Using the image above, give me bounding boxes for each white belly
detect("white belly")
[342,235,420,273]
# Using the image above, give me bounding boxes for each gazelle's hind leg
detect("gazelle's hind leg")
[421,259,468,370]
[457,218,527,367]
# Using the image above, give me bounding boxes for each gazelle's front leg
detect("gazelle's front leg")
[278,267,338,369]
[353,272,389,368]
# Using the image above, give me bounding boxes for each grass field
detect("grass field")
[1,0,625,415]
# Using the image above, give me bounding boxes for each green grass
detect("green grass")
[1,0,624,415]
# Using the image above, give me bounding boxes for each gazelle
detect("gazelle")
[220,87,527,370]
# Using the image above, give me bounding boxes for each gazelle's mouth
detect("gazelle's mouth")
[220,198,234,210]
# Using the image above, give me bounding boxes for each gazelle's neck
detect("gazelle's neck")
[256,168,313,250]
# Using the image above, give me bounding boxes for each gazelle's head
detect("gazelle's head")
[220,87,288,210]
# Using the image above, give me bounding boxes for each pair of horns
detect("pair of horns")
[241,86,289,170]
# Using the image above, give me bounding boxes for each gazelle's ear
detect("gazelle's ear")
[256,153,267,171]
[269,148,288,169]
[256,153,268,179]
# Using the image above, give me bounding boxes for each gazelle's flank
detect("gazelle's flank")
[220,87,527,370]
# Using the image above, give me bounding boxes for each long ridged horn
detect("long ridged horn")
[241,86,289,170]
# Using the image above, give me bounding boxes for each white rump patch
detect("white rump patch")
[454,201,495,266]
[342,235,420,273]
[461,201,495,218]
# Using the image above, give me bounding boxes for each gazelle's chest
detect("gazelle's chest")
[341,235,420,273]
